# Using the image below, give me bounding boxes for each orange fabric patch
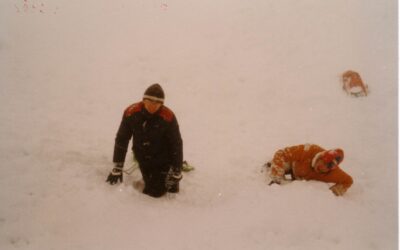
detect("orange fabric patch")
[124,102,143,117]
[158,106,174,122]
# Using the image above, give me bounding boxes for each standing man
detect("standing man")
[106,84,183,198]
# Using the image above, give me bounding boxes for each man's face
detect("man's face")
[143,99,162,114]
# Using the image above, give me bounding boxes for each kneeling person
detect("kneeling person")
[106,83,183,198]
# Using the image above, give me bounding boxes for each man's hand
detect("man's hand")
[166,168,182,192]
[106,163,123,185]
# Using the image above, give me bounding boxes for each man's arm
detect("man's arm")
[166,115,183,172]
[113,115,133,164]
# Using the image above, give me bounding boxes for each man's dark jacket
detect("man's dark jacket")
[113,102,183,172]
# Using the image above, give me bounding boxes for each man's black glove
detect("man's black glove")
[165,168,182,192]
[106,163,123,185]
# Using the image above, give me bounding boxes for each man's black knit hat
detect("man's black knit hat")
[143,83,165,103]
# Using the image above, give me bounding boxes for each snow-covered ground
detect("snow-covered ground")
[0,0,397,249]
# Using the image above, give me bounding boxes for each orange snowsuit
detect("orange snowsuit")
[269,144,353,195]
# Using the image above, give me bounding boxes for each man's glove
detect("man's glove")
[165,168,182,192]
[330,184,347,196]
[106,163,123,185]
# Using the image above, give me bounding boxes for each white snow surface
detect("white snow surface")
[0,0,398,249]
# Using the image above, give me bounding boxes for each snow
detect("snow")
[0,0,397,249]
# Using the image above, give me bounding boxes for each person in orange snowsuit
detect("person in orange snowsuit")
[267,144,353,196]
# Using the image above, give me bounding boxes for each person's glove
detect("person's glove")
[330,184,347,196]
[106,163,123,185]
[268,175,283,185]
[268,180,280,185]
[165,168,182,192]
[268,176,294,186]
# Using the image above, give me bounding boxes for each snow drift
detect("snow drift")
[0,0,397,249]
